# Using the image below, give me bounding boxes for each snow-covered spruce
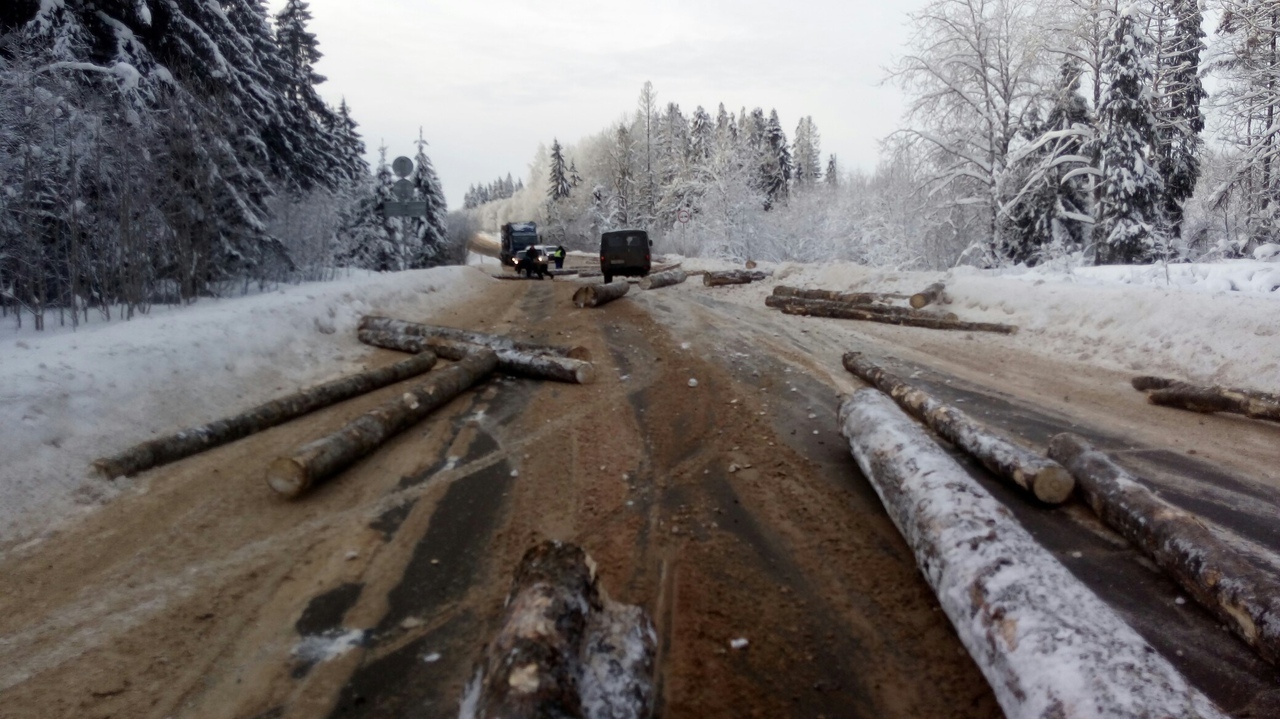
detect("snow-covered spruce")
[357,316,592,361]
[94,350,438,479]
[356,329,596,385]
[839,389,1225,719]
[638,269,687,290]
[572,282,631,309]
[266,350,497,498]
[1049,433,1280,665]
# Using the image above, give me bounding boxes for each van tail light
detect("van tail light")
[600,254,605,262]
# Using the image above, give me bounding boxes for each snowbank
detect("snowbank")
[0,267,491,549]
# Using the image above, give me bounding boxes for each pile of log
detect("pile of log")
[702,269,771,287]
[766,283,1017,334]
[573,281,630,308]
[638,269,687,290]
[467,541,656,719]
[358,328,595,385]
[1132,376,1280,423]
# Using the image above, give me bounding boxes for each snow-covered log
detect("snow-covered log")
[1130,377,1280,423]
[839,389,1227,719]
[771,285,908,304]
[465,541,656,719]
[357,329,595,385]
[638,269,688,290]
[93,351,439,479]
[358,316,591,361]
[910,282,947,309]
[779,299,1016,334]
[572,281,630,308]
[1049,433,1280,665]
[702,269,771,287]
[765,295,960,321]
[266,350,497,498]
[843,352,1072,504]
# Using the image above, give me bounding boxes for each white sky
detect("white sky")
[266,0,926,210]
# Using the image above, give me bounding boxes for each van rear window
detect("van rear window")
[603,233,646,249]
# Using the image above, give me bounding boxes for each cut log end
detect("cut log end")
[575,364,596,385]
[1031,466,1075,504]
[266,457,308,498]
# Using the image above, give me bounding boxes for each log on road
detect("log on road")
[839,389,1227,719]
[1131,376,1280,423]
[772,285,909,304]
[1049,433,1280,666]
[702,269,771,287]
[470,540,656,719]
[358,328,595,384]
[638,269,688,290]
[777,298,1016,334]
[266,349,497,498]
[94,351,440,479]
[573,281,630,308]
[765,295,960,321]
[359,316,591,361]
[843,352,1073,503]
[909,281,947,309]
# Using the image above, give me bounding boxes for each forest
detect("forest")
[464,0,1278,271]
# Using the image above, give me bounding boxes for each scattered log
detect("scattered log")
[843,352,1072,503]
[765,295,960,321]
[548,268,580,277]
[1131,377,1280,423]
[490,274,534,281]
[744,259,758,269]
[649,261,682,274]
[779,299,1016,334]
[266,349,497,498]
[358,329,595,384]
[573,281,630,308]
[838,389,1228,719]
[702,269,771,287]
[359,316,591,361]
[577,270,603,278]
[469,541,657,719]
[1049,433,1280,666]
[638,269,688,290]
[772,285,909,304]
[93,351,439,479]
[909,282,947,309]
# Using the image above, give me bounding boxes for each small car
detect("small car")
[599,229,651,283]
[512,246,549,279]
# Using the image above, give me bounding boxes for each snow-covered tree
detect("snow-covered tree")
[411,130,450,267]
[548,138,572,201]
[793,117,822,190]
[1149,0,1207,242]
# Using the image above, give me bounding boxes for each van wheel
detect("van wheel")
[603,273,613,284]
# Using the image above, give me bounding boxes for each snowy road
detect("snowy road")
[2,262,1279,717]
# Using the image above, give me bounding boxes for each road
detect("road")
[3,262,1279,718]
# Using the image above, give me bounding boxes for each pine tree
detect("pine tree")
[792,116,821,190]
[762,110,793,210]
[568,160,582,188]
[411,130,449,267]
[689,105,713,165]
[548,138,572,201]
[1150,0,1206,243]
[826,154,839,187]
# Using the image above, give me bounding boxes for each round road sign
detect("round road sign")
[392,156,414,178]
[677,208,691,224]
[392,179,414,200]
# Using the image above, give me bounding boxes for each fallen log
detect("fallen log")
[1132,377,1280,423]
[577,270,603,278]
[909,281,947,309]
[638,269,687,290]
[702,269,771,287]
[573,281,630,308]
[93,351,439,479]
[547,268,579,277]
[839,389,1227,719]
[358,316,591,361]
[1050,433,1280,665]
[765,295,960,321]
[468,541,656,719]
[780,300,1017,334]
[843,352,1072,503]
[266,349,497,498]
[357,328,595,384]
[771,285,909,304]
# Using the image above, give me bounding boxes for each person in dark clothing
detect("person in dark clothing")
[553,245,566,269]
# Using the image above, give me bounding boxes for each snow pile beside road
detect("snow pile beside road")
[0,266,491,549]
[996,258,1280,296]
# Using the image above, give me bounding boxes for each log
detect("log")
[765,295,960,321]
[358,316,591,361]
[1049,433,1280,666]
[469,541,656,719]
[638,269,688,290]
[702,269,771,287]
[839,389,1228,719]
[744,259,758,269]
[909,281,947,309]
[843,352,1073,503]
[771,285,909,304]
[358,329,595,384]
[547,268,580,277]
[1134,378,1280,423]
[266,349,497,498]
[93,351,439,479]
[572,281,630,308]
[780,299,1017,334]
[1131,376,1176,391]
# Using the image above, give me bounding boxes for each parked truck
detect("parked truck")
[500,222,539,266]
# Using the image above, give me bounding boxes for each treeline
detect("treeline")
[0,0,455,331]
[463,173,524,209]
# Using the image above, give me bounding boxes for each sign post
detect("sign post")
[383,156,428,219]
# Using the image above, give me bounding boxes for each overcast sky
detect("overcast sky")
[266,0,926,210]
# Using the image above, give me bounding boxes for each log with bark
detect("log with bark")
[358,328,595,384]
[468,540,657,719]
[838,389,1228,719]
[358,316,591,361]
[909,282,947,309]
[572,281,630,308]
[1049,433,1280,666]
[701,269,771,287]
[843,352,1073,503]
[765,295,960,321]
[776,298,1016,334]
[638,269,688,290]
[266,349,497,498]
[771,285,909,304]
[547,268,580,277]
[1130,376,1280,423]
[93,351,440,479]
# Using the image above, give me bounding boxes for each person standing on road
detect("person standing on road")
[553,245,566,270]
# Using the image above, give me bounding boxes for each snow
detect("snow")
[291,628,366,664]
[0,267,491,549]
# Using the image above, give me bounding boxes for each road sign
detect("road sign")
[393,179,415,200]
[677,208,691,224]
[383,200,428,218]
[392,156,414,178]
